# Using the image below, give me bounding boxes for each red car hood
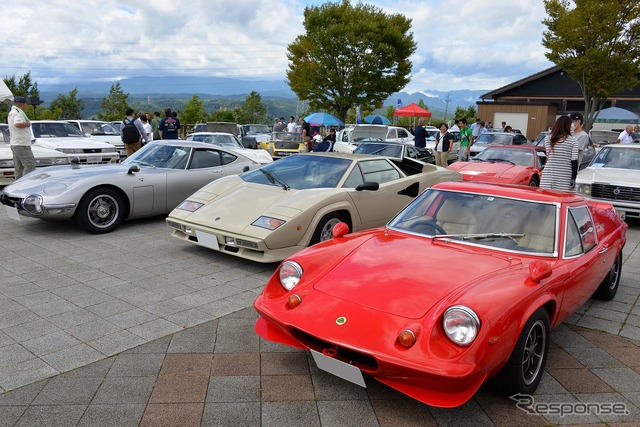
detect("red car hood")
[312,232,516,319]
[448,162,525,180]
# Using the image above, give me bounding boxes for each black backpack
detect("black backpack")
[121,118,140,144]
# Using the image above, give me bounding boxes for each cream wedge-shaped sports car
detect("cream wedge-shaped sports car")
[166,152,462,263]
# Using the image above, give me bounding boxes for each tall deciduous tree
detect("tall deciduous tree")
[542,0,640,130]
[49,88,85,119]
[98,83,129,121]
[287,1,416,122]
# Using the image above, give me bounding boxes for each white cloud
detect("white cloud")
[0,0,554,92]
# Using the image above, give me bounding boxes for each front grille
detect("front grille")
[591,183,640,202]
[0,194,22,209]
[236,239,259,249]
[275,142,301,149]
[292,329,378,371]
[83,148,102,153]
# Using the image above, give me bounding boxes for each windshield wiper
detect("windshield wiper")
[432,233,525,241]
[486,158,515,165]
[130,160,156,168]
[260,169,290,190]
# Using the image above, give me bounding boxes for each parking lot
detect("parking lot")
[0,208,639,426]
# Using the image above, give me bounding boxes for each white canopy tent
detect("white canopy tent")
[0,79,14,102]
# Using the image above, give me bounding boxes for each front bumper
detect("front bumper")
[1,193,76,219]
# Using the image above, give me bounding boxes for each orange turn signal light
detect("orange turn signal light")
[398,329,416,348]
[287,294,302,309]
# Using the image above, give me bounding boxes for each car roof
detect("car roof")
[356,140,416,147]
[484,144,545,152]
[431,181,585,204]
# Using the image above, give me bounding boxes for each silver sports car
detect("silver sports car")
[1,140,263,233]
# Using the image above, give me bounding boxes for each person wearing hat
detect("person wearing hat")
[569,112,590,169]
[8,96,36,180]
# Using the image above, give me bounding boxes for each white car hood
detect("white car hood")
[232,148,273,164]
[577,166,640,186]
[0,144,68,159]
[34,137,115,150]
[350,125,388,141]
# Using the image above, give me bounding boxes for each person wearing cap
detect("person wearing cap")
[7,96,36,180]
[569,112,590,168]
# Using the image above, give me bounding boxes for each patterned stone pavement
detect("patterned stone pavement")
[0,207,639,426]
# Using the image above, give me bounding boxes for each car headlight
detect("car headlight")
[102,147,117,153]
[0,160,14,167]
[443,305,480,346]
[22,194,44,215]
[176,200,204,212]
[575,183,591,195]
[252,215,285,230]
[58,148,83,154]
[267,145,274,154]
[279,260,303,291]
[55,157,69,165]
[300,146,309,153]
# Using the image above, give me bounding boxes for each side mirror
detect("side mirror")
[127,165,141,174]
[355,181,379,192]
[70,157,80,169]
[529,260,552,282]
[332,222,349,238]
[243,166,250,172]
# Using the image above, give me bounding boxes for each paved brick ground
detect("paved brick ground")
[0,208,639,426]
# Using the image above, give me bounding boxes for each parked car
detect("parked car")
[30,121,119,164]
[533,130,595,170]
[254,180,627,407]
[166,152,462,263]
[66,120,126,158]
[0,124,69,185]
[1,140,264,233]
[469,132,529,158]
[184,132,273,164]
[575,144,640,220]
[353,141,435,164]
[448,145,546,186]
[109,121,123,133]
[239,124,272,149]
[259,131,309,159]
[333,125,389,153]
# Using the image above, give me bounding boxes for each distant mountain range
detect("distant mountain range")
[38,76,488,118]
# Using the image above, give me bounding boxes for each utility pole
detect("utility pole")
[443,93,451,123]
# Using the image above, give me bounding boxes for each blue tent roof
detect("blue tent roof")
[594,107,640,124]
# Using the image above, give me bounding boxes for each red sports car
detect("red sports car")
[254,181,627,408]
[447,145,546,186]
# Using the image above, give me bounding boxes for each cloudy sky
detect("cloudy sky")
[0,0,553,94]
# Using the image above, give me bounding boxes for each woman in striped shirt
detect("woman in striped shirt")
[540,115,578,191]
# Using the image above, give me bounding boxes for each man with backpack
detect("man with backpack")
[121,108,149,157]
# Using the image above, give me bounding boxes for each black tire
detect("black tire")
[75,187,125,234]
[593,250,622,301]
[528,176,540,187]
[496,308,550,396]
[311,213,347,245]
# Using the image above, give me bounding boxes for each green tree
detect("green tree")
[237,91,267,124]
[181,95,209,126]
[49,88,85,119]
[2,72,40,122]
[287,1,416,122]
[97,83,129,121]
[210,108,236,122]
[542,0,640,130]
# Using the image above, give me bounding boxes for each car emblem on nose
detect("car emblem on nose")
[613,188,621,196]
[336,317,347,325]
[215,217,221,221]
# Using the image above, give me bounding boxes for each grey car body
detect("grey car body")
[0,140,263,233]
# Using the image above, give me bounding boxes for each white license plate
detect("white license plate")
[86,155,101,163]
[615,209,626,220]
[310,349,366,387]
[5,205,20,221]
[196,230,220,251]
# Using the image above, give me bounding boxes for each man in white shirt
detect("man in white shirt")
[7,96,36,179]
[471,118,481,140]
[286,116,297,133]
[617,125,634,144]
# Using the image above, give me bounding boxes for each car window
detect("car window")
[565,206,597,256]
[242,155,351,189]
[189,149,222,169]
[398,129,408,138]
[387,129,397,138]
[406,146,419,159]
[359,159,401,184]
[32,122,85,138]
[590,146,640,170]
[126,144,191,169]
[221,151,237,165]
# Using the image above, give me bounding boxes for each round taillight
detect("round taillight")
[398,329,416,348]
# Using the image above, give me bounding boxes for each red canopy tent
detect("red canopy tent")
[393,103,432,117]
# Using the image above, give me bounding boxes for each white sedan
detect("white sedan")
[185,132,273,164]
[0,123,69,185]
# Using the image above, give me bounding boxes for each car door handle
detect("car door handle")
[598,247,609,254]
[212,169,224,174]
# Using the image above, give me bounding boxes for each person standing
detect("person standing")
[617,125,634,144]
[151,111,161,140]
[299,117,311,150]
[540,115,578,191]
[434,122,454,167]
[471,118,481,140]
[274,117,287,132]
[8,96,36,180]
[458,118,473,161]
[287,116,297,133]
[569,112,590,168]
[140,114,152,144]
[414,118,427,148]
[121,108,149,157]
[159,108,180,140]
